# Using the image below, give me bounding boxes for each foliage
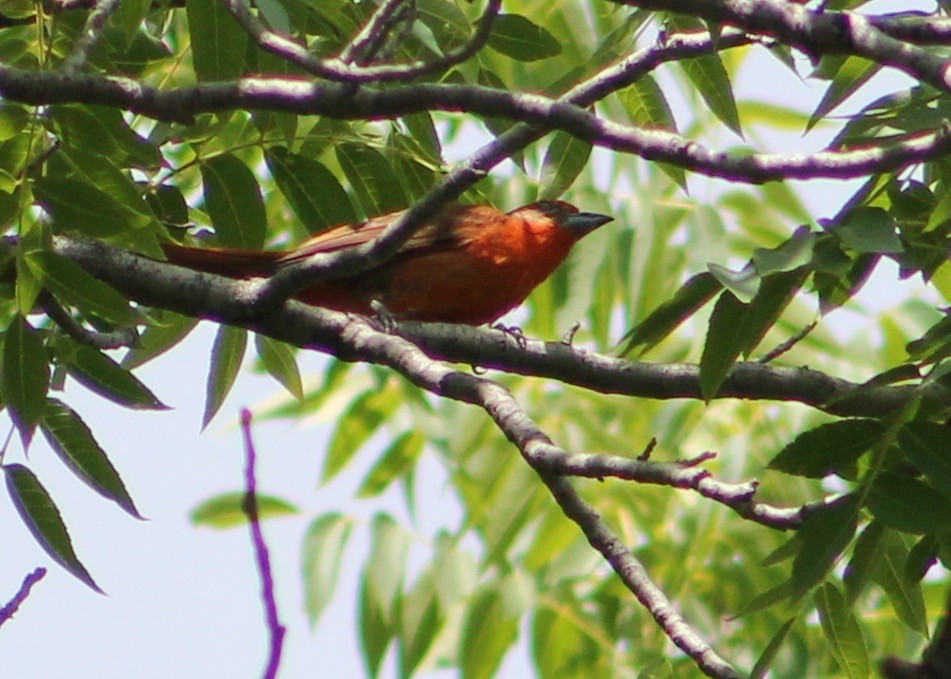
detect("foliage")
[0,0,950,677]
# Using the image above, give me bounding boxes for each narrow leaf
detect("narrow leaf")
[203,325,247,427]
[4,463,103,593]
[200,154,267,249]
[302,513,354,627]
[186,0,247,81]
[265,148,356,234]
[814,582,870,679]
[60,340,168,410]
[2,316,49,447]
[792,494,860,598]
[41,399,142,518]
[539,132,591,200]
[254,334,303,401]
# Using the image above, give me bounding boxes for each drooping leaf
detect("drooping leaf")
[41,399,141,518]
[814,582,870,679]
[4,463,103,593]
[203,325,247,427]
[200,154,267,249]
[58,339,168,411]
[359,514,410,678]
[254,334,303,401]
[186,0,247,81]
[2,315,49,447]
[302,512,354,628]
[791,494,860,599]
[265,147,357,234]
[539,131,591,200]
[336,142,407,218]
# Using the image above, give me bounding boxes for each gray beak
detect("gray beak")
[565,211,613,237]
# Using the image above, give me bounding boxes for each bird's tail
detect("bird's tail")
[160,242,283,278]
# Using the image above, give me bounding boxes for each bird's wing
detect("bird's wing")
[277,204,495,265]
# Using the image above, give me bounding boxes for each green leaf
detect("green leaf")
[254,334,302,401]
[41,399,141,518]
[399,569,443,678]
[899,421,951,500]
[122,310,199,370]
[814,582,870,679]
[699,291,746,400]
[830,207,902,254]
[190,491,299,528]
[200,154,267,249]
[668,16,741,135]
[2,315,49,447]
[843,520,885,603]
[532,604,598,678]
[59,340,168,410]
[302,513,354,628]
[323,384,401,484]
[4,463,103,593]
[618,272,721,356]
[186,0,247,81]
[708,263,760,303]
[872,531,928,635]
[768,419,885,479]
[538,132,591,200]
[265,148,356,234]
[752,227,816,276]
[792,494,860,598]
[460,584,520,679]
[34,177,134,238]
[750,617,797,679]
[336,143,407,218]
[807,56,879,131]
[25,251,139,326]
[359,514,410,678]
[487,14,561,62]
[867,472,951,534]
[617,74,676,131]
[358,430,425,498]
[203,325,247,428]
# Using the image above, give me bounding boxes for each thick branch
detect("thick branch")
[42,235,951,420]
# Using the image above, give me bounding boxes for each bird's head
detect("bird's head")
[513,200,613,240]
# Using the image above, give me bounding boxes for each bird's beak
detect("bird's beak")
[565,211,613,237]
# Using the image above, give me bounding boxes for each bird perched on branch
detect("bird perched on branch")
[161,200,613,325]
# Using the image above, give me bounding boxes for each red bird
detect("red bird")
[161,200,612,325]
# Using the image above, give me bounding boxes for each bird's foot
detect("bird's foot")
[369,299,398,333]
[492,323,527,349]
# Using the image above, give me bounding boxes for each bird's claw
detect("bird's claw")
[369,299,398,333]
[492,323,527,349]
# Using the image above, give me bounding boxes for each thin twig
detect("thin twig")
[338,0,408,65]
[239,409,285,679]
[60,0,121,74]
[0,567,47,628]
[220,0,500,83]
[39,291,138,350]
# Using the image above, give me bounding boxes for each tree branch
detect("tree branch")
[611,0,951,93]
[220,0,501,83]
[41,235,951,419]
